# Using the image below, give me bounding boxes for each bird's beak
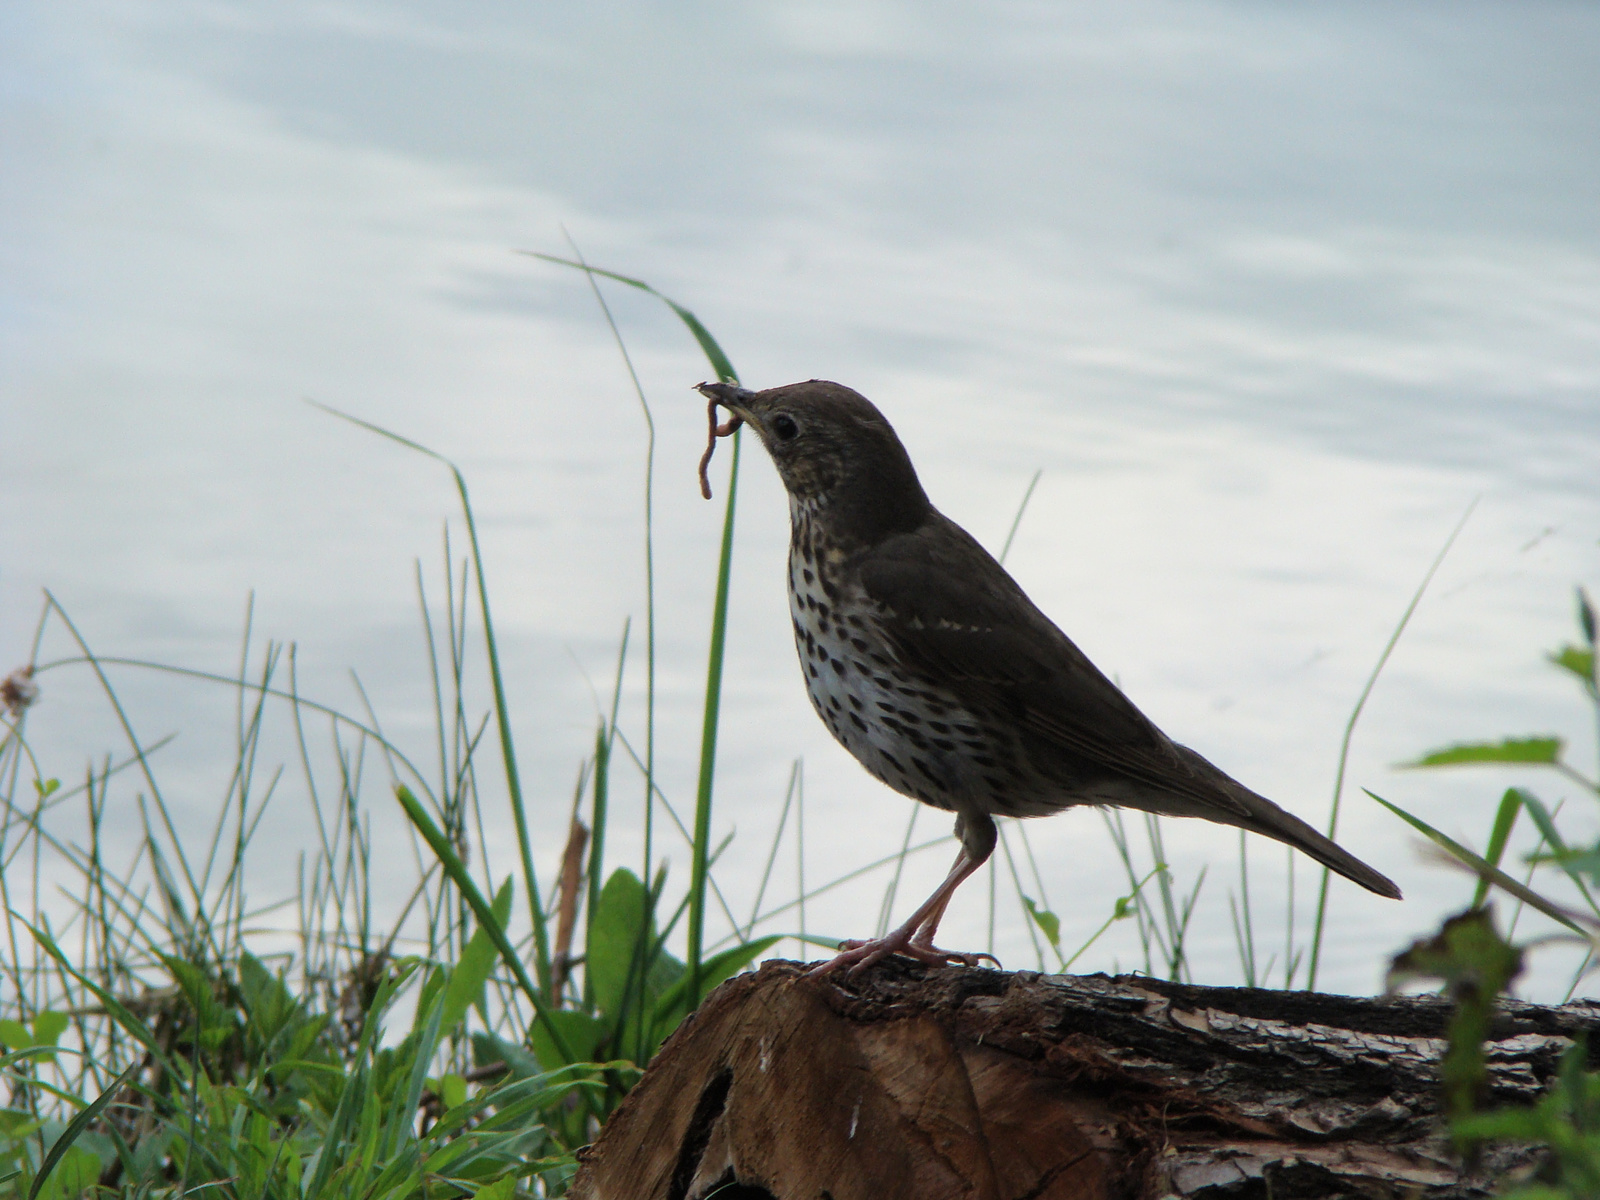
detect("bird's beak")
[695,381,759,426]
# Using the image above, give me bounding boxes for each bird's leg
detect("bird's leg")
[905,809,1000,954]
[906,885,963,950]
[809,812,999,977]
[807,848,987,976]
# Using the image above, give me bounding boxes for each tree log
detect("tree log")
[569,958,1600,1200]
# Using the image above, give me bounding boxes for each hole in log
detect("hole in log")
[667,1067,734,1200]
[699,1172,776,1200]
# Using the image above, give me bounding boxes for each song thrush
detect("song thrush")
[697,380,1400,976]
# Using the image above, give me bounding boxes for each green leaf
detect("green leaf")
[1388,907,1522,1131]
[1402,737,1563,768]
[32,779,58,799]
[1021,896,1062,947]
[439,1073,468,1111]
[0,1021,30,1050]
[439,878,513,1035]
[1449,1034,1598,1179]
[1387,907,1522,995]
[528,1010,607,1073]
[472,1032,542,1080]
[473,1177,517,1200]
[415,966,448,1035]
[587,868,651,1020]
[160,954,234,1041]
[237,952,302,1050]
[24,1014,67,1064]
[1550,645,1596,687]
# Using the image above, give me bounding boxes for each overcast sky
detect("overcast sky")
[4,1,1598,997]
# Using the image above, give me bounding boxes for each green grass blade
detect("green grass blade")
[520,253,739,384]
[590,624,631,970]
[392,991,448,1159]
[687,429,742,1004]
[19,919,169,1065]
[1368,790,1588,935]
[745,761,800,941]
[1514,791,1600,920]
[1234,830,1258,987]
[585,725,610,1009]
[440,879,513,1034]
[997,469,1042,565]
[558,239,664,917]
[520,256,745,1012]
[307,400,555,999]
[27,1062,138,1200]
[393,786,575,1064]
[40,593,209,935]
[1307,497,1476,989]
[1064,867,1160,971]
[1474,788,1525,910]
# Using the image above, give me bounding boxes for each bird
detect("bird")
[696,379,1401,976]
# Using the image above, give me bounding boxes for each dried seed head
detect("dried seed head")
[0,666,37,718]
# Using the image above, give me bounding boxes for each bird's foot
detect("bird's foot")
[807,933,1000,978]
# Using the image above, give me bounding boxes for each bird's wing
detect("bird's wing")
[855,513,1253,817]
[855,513,1404,899]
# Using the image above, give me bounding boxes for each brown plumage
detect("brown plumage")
[698,379,1400,975]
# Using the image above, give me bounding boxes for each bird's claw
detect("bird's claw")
[806,935,1000,978]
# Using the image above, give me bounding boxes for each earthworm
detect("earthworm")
[698,397,744,499]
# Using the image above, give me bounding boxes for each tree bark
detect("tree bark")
[569,958,1600,1200]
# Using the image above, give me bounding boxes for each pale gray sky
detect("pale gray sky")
[4,1,1598,995]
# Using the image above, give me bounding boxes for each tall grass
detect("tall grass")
[0,262,768,1196]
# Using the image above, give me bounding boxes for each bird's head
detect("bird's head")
[696,379,931,541]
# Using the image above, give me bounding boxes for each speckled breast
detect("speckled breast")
[785,511,1051,820]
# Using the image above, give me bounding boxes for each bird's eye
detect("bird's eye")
[771,413,799,442]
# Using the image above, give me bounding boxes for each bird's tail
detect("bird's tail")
[1171,747,1402,900]
[1237,790,1402,899]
